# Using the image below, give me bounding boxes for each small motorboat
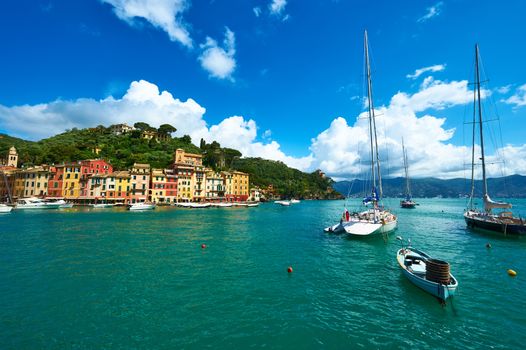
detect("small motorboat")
[290,199,300,204]
[16,197,61,210]
[128,202,156,211]
[211,202,233,208]
[396,236,458,301]
[0,204,13,213]
[188,203,210,208]
[275,200,290,206]
[91,203,115,209]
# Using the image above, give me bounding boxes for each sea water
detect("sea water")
[1,199,525,349]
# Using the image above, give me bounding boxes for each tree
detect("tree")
[134,122,152,131]
[181,135,192,144]
[158,124,177,135]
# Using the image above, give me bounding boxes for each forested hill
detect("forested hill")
[232,158,340,199]
[333,175,526,198]
[0,124,339,199]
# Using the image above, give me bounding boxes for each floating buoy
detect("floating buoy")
[507,269,517,277]
[486,243,491,249]
[287,266,293,273]
[201,244,207,249]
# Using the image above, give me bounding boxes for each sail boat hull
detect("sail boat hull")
[400,200,416,209]
[464,211,526,235]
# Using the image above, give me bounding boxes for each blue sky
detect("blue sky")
[1,1,526,179]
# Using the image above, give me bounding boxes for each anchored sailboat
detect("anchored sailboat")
[400,139,416,209]
[325,30,397,236]
[464,44,526,235]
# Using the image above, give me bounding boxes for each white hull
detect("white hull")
[290,199,300,204]
[325,209,397,236]
[129,203,155,211]
[211,203,233,208]
[275,200,290,206]
[247,203,259,207]
[0,204,13,213]
[16,198,61,210]
[92,204,115,208]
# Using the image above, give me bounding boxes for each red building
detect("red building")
[47,166,64,198]
[79,159,113,197]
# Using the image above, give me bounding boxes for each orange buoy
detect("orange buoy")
[507,269,517,277]
[287,266,293,273]
[201,244,207,249]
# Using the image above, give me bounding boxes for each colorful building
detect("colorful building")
[205,170,225,200]
[230,170,250,201]
[47,166,65,198]
[129,163,150,203]
[150,168,177,204]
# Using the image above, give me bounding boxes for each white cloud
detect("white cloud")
[501,84,526,107]
[496,84,512,94]
[406,64,446,79]
[198,27,237,81]
[269,0,287,15]
[253,7,261,17]
[0,80,208,141]
[0,80,312,170]
[307,77,516,180]
[101,0,192,47]
[1,78,524,179]
[418,1,444,23]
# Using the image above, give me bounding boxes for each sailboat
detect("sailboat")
[464,44,526,235]
[325,31,398,236]
[400,139,417,209]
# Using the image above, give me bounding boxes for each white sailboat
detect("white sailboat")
[325,30,397,236]
[400,139,417,209]
[464,44,526,235]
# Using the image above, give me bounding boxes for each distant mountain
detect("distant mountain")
[333,175,526,198]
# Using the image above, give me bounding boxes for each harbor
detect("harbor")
[1,198,525,348]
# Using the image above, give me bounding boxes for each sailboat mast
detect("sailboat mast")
[475,44,488,198]
[364,30,383,200]
[364,31,376,194]
[402,139,410,197]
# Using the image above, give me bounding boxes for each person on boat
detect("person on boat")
[345,209,350,222]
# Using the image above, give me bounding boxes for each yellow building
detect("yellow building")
[63,163,82,199]
[231,170,250,200]
[13,166,51,198]
[174,148,202,166]
[113,171,131,203]
[173,149,203,202]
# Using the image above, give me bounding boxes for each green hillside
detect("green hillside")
[0,125,338,199]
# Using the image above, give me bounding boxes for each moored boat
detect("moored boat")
[396,236,458,301]
[15,197,61,210]
[211,202,233,208]
[400,139,417,209]
[325,31,397,236]
[128,202,156,211]
[0,204,13,213]
[275,200,290,206]
[464,45,526,235]
[91,203,115,209]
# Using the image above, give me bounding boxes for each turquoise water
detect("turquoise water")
[1,199,525,349]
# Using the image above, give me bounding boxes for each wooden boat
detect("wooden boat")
[464,45,526,235]
[396,236,458,301]
[324,30,397,236]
